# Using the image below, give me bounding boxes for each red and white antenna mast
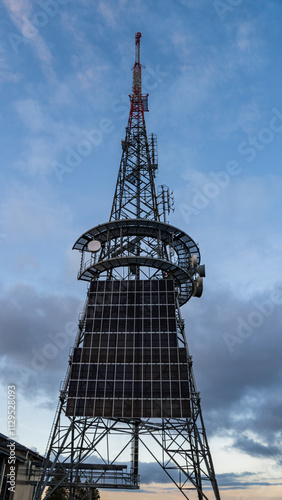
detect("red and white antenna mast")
[110,32,157,221]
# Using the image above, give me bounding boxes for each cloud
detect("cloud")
[3,0,32,20]
[179,0,207,8]
[233,436,281,462]
[12,97,86,176]
[14,98,47,134]
[58,11,114,97]
[236,22,261,53]
[176,172,282,297]
[138,462,172,484]
[182,283,282,469]
[150,14,269,147]
[217,471,281,490]
[1,282,280,467]
[0,52,22,87]
[236,101,263,134]
[3,0,55,77]
[0,2,281,491]
[0,180,80,301]
[97,0,117,28]
[1,181,72,240]
[0,281,82,398]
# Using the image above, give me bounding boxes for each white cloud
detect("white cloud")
[3,0,55,77]
[177,170,282,297]
[3,0,32,19]
[179,0,206,7]
[1,182,72,241]
[236,22,260,52]
[236,101,263,134]
[97,0,117,27]
[13,97,86,176]
[15,253,41,273]
[0,43,22,86]
[14,98,47,133]
[232,19,266,73]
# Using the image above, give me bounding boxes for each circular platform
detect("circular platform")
[73,219,201,305]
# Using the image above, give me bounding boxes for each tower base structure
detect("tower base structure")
[33,278,220,500]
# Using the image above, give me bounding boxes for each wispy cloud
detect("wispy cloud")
[3,0,55,77]
[217,471,282,489]
[97,0,117,28]
[236,21,260,53]
[13,97,86,176]
[0,52,21,87]
[1,181,72,241]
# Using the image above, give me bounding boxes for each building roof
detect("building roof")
[0,433,45,463]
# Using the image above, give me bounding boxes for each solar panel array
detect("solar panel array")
[66,279,191,418]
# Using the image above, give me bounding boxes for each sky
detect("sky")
[0,0,282,499]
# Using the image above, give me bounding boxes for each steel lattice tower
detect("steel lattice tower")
[34,33,221,500]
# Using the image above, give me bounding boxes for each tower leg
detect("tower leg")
[131,420,139,486]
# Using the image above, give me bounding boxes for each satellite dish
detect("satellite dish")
[190,255,198,267]
[194,284,203,298]
[196,276,203,286]
[197,264,205,277]
[87,240,101,253]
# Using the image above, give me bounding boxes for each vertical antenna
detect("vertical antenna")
[110,32,154,222]
[133,32,142,97]
[135,32,141,63]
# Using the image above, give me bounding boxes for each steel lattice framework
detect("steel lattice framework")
[33,33,221,500]
[110,32,158,222]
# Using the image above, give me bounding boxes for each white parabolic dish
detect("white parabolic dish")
[88,240,101,252]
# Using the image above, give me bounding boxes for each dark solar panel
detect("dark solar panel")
[66,279,191,418]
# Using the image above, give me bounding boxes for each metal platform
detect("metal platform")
[73,219,200,259]
[73,218,200,305]
[30,462,139,490]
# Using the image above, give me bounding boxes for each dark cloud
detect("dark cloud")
[216,472,281,490]
[1,279,281,471]
[182,285,282,466]
[139,462,172,484]
[0,282,82,398]
[233,435,281,462]
[76,459,282,489]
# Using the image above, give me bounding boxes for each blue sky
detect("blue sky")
[1,0,282,498]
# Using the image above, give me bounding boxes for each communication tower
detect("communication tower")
[34,33,221,500]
